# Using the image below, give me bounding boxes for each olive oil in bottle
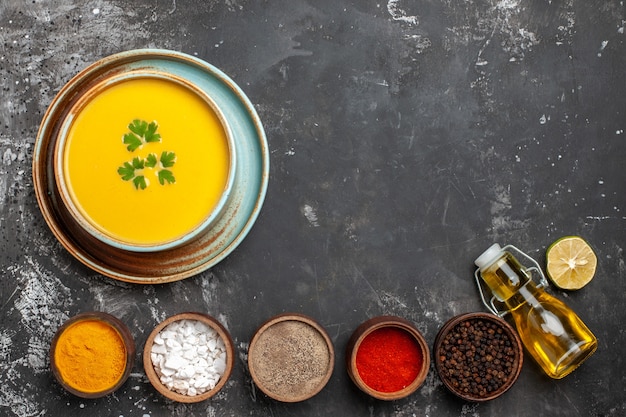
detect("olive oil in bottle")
[475,244,597,379]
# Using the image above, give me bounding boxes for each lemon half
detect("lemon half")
[546,236,597,290]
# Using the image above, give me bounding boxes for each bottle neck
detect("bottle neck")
[503,280,542,311]
[480,252,531,302]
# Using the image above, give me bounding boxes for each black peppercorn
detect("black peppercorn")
[435,314,523,401]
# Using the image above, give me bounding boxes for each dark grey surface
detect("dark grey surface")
[1,0,625,416]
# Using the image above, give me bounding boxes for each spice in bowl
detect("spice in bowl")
[346,316,430,401]
[434,312,523,402]
[143,312,234,403]
[50,312,135,398]
[247,313,335,402]
[357,327,423,392]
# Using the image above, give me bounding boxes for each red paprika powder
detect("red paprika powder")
[355,326,423,393]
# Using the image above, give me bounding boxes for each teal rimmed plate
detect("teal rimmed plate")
[33,49,269,283]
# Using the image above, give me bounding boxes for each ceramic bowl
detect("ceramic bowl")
[52,70,237,253]
[143,312,235,403]
[50,312,135,398]
[248,313,335,402]
[433,312,523,402]
[345,316,430,400]
[33,49,269,283]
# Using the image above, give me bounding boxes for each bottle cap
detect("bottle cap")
[474,244,503,270]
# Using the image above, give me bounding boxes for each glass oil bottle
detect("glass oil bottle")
[474,244,597,379]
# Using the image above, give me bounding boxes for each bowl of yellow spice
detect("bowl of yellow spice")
[50,312,135,398]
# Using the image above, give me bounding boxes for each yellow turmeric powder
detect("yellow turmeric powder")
[54,319,127,393]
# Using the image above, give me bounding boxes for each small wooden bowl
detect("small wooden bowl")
[433,312,523,402]
[346,316,430,400]
[248,313,335,402]
[50,312,135,398]
[143,312,235,403]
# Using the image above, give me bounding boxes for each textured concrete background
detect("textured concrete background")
[1,0,625,416]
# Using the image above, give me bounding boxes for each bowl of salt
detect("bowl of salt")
[143,312,235,402]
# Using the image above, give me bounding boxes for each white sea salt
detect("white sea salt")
[150,319,227,396]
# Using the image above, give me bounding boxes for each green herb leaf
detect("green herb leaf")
[160,151,176,168]
[118,157,147,188]
[144,121,161,143]
[124,119,161,152]
[158,169,176,185]
[131,156,145,169]
[133,175,148,190]
[145,153,158,168]
[117,161,135,181]
[123,132,142,152]
[128,119,148,137]
[117,119,176,190]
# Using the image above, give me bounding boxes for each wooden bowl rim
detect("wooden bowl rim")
[142,312,235,403]
[345,315,431,401]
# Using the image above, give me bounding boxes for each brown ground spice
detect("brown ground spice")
[250,320,331,399]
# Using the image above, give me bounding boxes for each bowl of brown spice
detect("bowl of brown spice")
[247,313,335,402]
[434,312,523,402]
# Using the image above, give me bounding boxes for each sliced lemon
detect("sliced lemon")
[546,236,597,290]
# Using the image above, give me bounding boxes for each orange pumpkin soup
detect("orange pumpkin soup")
[61,76,231,247]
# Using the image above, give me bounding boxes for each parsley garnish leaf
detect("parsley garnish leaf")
[123,132,143,152]
[117,119,176,190]
[160,151,176,168]
[128,119,148,137]
[131,156,145,169]
[118,157,148,190]
[144,121,161,143]
[158,169,176,185]
[133,175,148,190]
[123,119,161,151]
[145,153,158,168]
[117,161,135,181]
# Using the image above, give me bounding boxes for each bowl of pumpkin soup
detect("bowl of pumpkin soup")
[33,49,269,283]
[54,72,236,252]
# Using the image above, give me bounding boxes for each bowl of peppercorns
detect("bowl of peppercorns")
[434,312,523,402]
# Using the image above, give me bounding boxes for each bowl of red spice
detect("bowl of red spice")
[50,311,135,398]
[346,316,430,401]
[434,312,523,402]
